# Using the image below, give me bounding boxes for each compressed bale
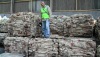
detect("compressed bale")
[4,37,96,57]
[8,12,39,37]
[29,38,58,57]
[50,15,71,36]
[4,37,58,57]
[69,14,96,37]
[50,14,96,37]
[58,37,96,57]
[4,37,29,56]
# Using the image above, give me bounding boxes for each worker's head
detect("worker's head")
[41,1,45,7]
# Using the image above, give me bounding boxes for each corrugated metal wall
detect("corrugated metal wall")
[77,0,95,10]
[0,0,100,13]
[0,0,10,2]
[14,2,29,12]
[0,3,10,13]
[53,0,76,11]
[53,0,96,11]
[97,0,100,9]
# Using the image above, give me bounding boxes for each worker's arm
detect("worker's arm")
[47,5,52,18]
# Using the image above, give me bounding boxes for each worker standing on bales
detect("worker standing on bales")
[40,1,52,38]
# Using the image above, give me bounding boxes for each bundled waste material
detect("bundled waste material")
[50,14,96,37]
[4,37,96,57]
[8,12,39,37]
[29,38,58,57]
[50,15,71,36]
[8,13,96,37]
[58,37,96,57]
[97,45,100,57]
[70,14,96,37]
[4,37,29,56]
[4,37,58,57]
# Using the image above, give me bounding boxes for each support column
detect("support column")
[50,0,53,11]
[76,0,78,10]
[30,0,33,12]
[10,0,14,14]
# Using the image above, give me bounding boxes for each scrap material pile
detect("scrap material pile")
[4,37,29,56]
[29,38,58,57]
[8,12,39,37]
[4,37,96,57]
[69,14,96,37]
[58,38,96,57]
[7,13,96,37]
[2,13,97,57]
[4,37,58,57]
[50,15,71,36]
[50,14,96,37]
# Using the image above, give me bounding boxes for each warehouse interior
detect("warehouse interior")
[0,0,100,57]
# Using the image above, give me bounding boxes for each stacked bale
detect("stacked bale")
[29,38,58,57]
[4,37,58,57]
[58,38,96,57]
[50,15,71,36]
[70,14,96,37]
[8,12,39,37]
[3,13,96,57]
[4,37,96,57]
[50,14,96,37]
[4,37,29,56]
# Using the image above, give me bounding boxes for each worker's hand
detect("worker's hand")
[39,22,42,27]
[37,18,42,27]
